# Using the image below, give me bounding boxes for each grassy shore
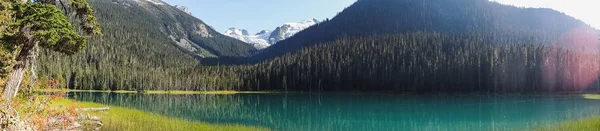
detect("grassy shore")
[536,94,600,130]
[583,94,600,100]
[538,117,600,131]
[51,98,269,131]
[39,89,277,95]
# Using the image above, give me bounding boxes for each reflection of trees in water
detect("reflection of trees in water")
[69,93,600,131]
[71,93,246,118]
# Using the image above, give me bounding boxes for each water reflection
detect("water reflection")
[69,93,600,131]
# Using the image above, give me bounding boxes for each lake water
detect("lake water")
[68,92,600,131]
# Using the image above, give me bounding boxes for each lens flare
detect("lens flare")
[541,26,600,91]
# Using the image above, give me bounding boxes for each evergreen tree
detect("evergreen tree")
[30,0,600,93]
[0,0,101,101]
[0,0,15,79]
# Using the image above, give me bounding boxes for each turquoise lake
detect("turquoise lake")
[68,93,600,131]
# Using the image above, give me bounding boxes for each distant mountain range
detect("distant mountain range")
[223,19,320,49]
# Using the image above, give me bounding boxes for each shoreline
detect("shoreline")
[36,89,600,96]
[37,89,282,95]
[48,92,600,130]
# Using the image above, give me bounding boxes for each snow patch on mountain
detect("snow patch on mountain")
[224,28,271,49]
[133,0,165,5]
[223,19,319,49]
[281,19,319,38]
[174,5,191,15]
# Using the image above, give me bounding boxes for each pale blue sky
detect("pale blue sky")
[162,0,357,34]
[162,0,599,33]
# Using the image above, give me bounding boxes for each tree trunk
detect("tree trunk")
[27,43,38,93]
[2,60,26,101]
[2,37,36,102]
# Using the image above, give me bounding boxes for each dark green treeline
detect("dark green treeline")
[239,32,600,92]
[40,32,600,92]
[35,0,600,92]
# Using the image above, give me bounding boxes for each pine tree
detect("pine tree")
[0,0,101,101]
[0,1,15,79]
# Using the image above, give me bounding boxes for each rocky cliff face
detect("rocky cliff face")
[109,0,255,57]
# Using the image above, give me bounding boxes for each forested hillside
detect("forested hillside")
[237,32,600,92]
[36,0,254,90]
[253,0,595,62]
[237,0,599,92]
[38,0,600,92]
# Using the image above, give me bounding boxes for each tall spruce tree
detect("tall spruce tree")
[0,0,101,101]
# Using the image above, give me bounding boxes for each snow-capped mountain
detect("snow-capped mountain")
[224,19,320,49]
[174,5,191,15]
[130,0,165,5]
[224,28,271,49]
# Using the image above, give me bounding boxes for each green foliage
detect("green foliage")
[10,2,86,55]
[0,1,14,38]
[1,0,104,78]
[2,0,102,55]
[69,0,102,35]
[37,0,252,91]
[0,1,15,78]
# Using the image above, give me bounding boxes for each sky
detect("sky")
[491,0,599,29]
[161,0,599,34]
[162,0,357,34]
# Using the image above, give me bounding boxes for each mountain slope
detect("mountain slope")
[238,33,600,92]
[36,0,600,92]
[224,19,319,49]
[253,0,596,62]
[230,0,600,92]
[36,0,253,90]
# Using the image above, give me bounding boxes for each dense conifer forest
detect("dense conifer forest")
[238,32,600,92]
[36,0,253,91]
[254,0,591,62]
[35,0,600,92]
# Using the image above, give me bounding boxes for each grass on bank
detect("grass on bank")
[583,94,600,100]
[538,117,600,131]
[51,98,268,131]
[39,89,276,95]
[536,94,600,131]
